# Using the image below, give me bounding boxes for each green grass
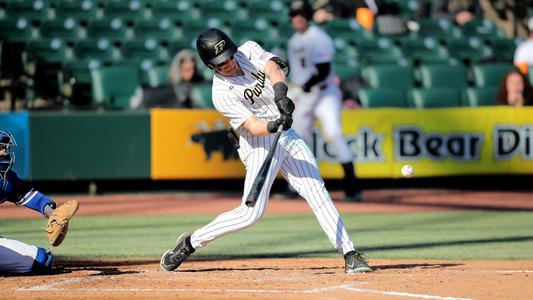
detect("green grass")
[2,212,533,261]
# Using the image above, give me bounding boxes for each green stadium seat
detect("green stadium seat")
[357,38,403,65]
[362,64,415,90]
[91,64,140,108]
[464,87,498,106]
[419,63,468,88]
[55,0,101,22]
[151,1,200,21]
[87,17,133,41]
[471,63,517,87]
[232,18,277,42]
[142,65,168,88]
[26,38,74,64]
[74,38,118,62]
[133,18,181,40]
[392,0,420,18]
[400,37,450,63]
[165,39,196,59]
[63,60,100,84]
[245,0,288,20]
[415,18,459,40]
[191,82,214,109]
[180,18,230,44]
[459,18,504,40]
[6,0,53,22]
[529,66,533,86]
[335,63,361,81]
[120,38,166,66]
[200,0,246,21]
[102,0,147,20]
[488,38,517,62]
[411,87,462,108]
[358,88,408,108]
[0,17,39,42]
[446,37,492,63]
[321,18,375,43]
[39,18,86,41]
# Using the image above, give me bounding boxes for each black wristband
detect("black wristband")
[267,120,278,133]
[273,82,288,101]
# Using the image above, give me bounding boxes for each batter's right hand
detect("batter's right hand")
[267,114,293,133]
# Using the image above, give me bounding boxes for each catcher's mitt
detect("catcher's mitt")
[45,200,79,247]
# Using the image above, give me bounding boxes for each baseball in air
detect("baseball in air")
[401,164,414,177]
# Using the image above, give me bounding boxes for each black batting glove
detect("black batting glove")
[267,114,293,133]
[275,96,295,116]
[273,82,295,115]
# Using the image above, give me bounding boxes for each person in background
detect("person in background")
[497,71,533,106]
[168,49,206,108]
[130,49,206,109]
[287,0,363,201]
[431,0,483,25]
[513,17,533,75]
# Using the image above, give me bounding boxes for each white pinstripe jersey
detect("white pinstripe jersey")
[211,41,280,138]
[288,25,336,86]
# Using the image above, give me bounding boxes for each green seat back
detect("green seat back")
[459,19,504,40]
[191,83,214,109]
[363,64,415,89]
[464,87,498,106]
[144,65,169,87]
[411,88,462,108]
[91,65,140,108]
[27,38,74,63]
[40,18,86,41]
[358,88,408,108]
[471,63,517,87]
[0,17,38,42]
[74,38,117,62]
[446,37,492,63]
[419,63,468,88]
[55,0,100,22]
[416,18,459,39]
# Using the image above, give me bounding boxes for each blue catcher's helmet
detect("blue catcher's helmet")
[0,131,16,174]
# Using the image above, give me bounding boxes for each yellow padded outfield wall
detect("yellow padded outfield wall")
[151,107,533,179]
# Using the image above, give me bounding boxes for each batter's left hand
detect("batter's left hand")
[275,96,295,115]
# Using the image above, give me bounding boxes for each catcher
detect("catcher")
[0,131,79,274]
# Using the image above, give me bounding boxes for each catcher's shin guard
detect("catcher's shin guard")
[31,247,54,274]
[344,250,372,274]
[160,233,195,272]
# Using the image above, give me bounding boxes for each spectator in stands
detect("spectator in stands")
[431,0,483,25]
[513,17,533,74]
[312,0,383,25]
[130,49,206,109]
[167,49,206,108]
[497,70,533,106]
[479,0,529,39]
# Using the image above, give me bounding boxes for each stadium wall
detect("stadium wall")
[2,107,533,181]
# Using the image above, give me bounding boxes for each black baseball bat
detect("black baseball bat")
[245,126,283,207]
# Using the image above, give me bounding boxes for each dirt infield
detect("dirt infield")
[2,189,533,299]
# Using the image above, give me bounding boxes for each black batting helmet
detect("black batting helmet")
[196,28,237,69]
[289,0,313,21]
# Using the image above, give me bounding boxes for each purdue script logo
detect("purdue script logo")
[214,40,225,54]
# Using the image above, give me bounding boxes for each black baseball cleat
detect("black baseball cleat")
[344,185,363,202]
[160,233,195,272]
[344,250,372,274]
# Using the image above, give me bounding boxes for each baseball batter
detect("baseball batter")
[287,0,362,201]
[160,28,372,274]
[0,131,78,274]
